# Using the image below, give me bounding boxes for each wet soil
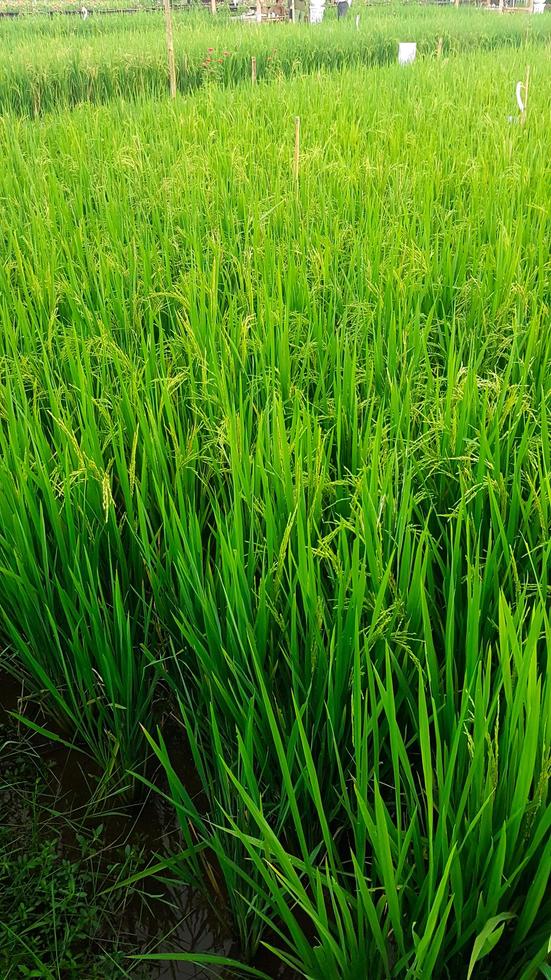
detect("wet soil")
[0,671,293,979]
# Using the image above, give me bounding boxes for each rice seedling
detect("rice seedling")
[0,32,549,980]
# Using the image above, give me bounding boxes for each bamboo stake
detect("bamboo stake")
[251,56,257,84]
[163,0,176,99]
[211,0,217,13]
[293,116,300,184]
[437,35,443,58]
[521,65,530,124]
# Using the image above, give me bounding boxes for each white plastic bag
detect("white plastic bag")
[398,42,417,65]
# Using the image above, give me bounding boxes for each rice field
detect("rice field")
[0,7,550,978]
[1,6,551,113]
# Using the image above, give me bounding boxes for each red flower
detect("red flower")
[208,47,214,52]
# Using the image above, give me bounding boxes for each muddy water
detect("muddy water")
[1,671,296,978]
[0,672,233,979]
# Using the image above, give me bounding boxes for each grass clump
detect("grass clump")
[0,728,145,979]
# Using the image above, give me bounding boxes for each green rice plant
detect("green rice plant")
[0,439,157,775]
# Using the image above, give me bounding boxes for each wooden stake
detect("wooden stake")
[251,56,257,84]
[498,0,504,13]
[163,0,176,99]
[454,0,459,8]
[437,35,443,58]
[293,116,300,184]
[211,0,217,13]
